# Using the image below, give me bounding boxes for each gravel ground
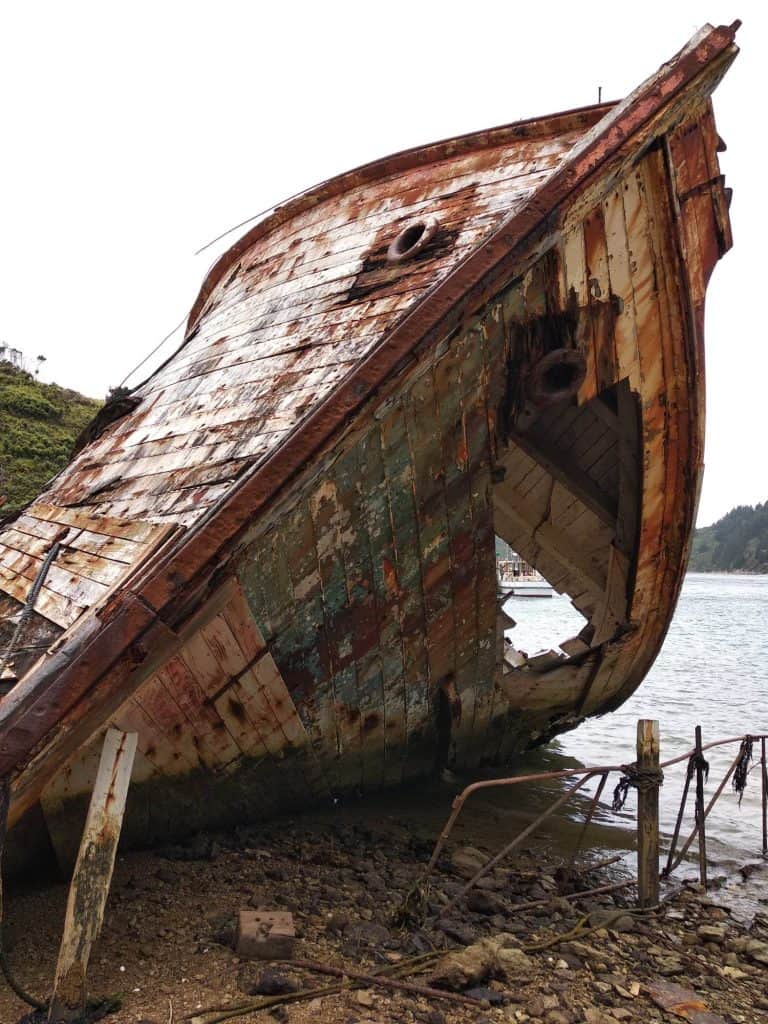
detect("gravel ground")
[1,805,767,1024]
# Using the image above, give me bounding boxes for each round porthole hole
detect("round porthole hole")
[527,349,587,406]
[387,216,438,263]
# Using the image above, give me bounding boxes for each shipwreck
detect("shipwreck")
[0,25,738,870]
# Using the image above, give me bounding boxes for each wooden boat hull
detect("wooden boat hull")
[0,25,738,869]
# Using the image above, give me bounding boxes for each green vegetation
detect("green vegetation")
[0,360,101,513]
[690,502,768,574]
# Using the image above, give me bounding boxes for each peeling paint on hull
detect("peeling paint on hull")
[0,25,738,865]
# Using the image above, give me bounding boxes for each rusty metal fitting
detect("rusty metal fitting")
[526,348,587,406]
[387,216,438,263]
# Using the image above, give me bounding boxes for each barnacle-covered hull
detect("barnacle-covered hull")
[0,26,737,868]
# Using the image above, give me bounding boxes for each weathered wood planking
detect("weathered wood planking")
[0,505,171,629]
[2,31,736,857]
[48,728,137,1022]
[25,128,589,535]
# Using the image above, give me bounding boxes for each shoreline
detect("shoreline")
[3,811,767,1024]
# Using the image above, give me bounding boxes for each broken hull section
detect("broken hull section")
[0,26,737,869]
[16,100,731,868]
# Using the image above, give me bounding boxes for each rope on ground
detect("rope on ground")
[611,762,664,811]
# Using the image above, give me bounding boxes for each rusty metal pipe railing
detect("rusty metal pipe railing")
[439,773,599,917]
[660,734,768,769]
[694,726,708,889]
[424,762,630,879]
[666,747,742,876]
[419,728,768,918]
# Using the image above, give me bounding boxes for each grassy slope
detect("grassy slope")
[689,501,768,573]
[0,360,101,513]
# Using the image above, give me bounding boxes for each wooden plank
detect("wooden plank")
[508,429,617,527]
[28,503,160,543]
[494,490,607,594]
[0,529,126,587]
[0,564,84,630]
[48,728,137,1022]
[10,516,143,565]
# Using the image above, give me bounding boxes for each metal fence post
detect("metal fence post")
[637,719,660,907]
[761,736,767,858]
[694,725,708,889]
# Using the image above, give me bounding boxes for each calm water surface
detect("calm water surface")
[499,573,768,910]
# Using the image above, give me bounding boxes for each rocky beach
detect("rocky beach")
[2,803,767,1024]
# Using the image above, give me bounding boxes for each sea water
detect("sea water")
[500,573,768,909]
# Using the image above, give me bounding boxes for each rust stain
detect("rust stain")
[0,27,738,843]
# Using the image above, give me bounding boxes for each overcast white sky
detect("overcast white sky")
[0,2,764,526]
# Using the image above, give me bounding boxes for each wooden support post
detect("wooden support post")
[694,725,708,890]
[761,737,767,858]
[48,728,137,1023]
[636,719,660,908]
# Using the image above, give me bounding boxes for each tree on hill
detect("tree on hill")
[0,360,101,513]
[689,501,768,573]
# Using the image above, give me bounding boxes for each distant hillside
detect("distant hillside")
[689,502,768,573]
[0,361,101,513]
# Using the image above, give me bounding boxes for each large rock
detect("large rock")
[696,924,727,944]
[429,934,531,991]
[745,939,768,966]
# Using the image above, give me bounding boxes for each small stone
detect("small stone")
[237,966,298,996]
[696,924,726,944]
[546,1011,572,1024]
[437,919,476,945]
[346,921,391,946]
[583,1007,612,1024]
[356,989,375,1007]
[745,939,768,965]
[721,966,749,980]
[450,846,487,878]
[424,1011,446,1024]
[467,986,505,1005]
[527,993,559,1016]
[467,890,503,915]
[326,910,349,934]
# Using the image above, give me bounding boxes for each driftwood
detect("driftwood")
[287,958,484,1006]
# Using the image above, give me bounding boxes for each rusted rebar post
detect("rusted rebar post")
[636,720,660,908]
[663,755,694,877]
[762,737,767,857]
[568,771,609,871]
[694,725,708,889]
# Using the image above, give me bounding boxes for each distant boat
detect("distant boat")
[503,579,555,599]
[0,24,738,866]
[498,553,555,597]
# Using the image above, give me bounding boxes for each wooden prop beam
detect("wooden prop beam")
[636,719,660,908]
[48,728,137,1023]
